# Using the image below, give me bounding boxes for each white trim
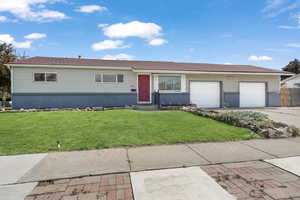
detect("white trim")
[94,73,125,84]
[133,69,288,76]
[137,73,152,104]
[154,74,183,93]
[9,64,132,70]
[10,66,14,93]
[181,74,186,92]
[6,64,290,75]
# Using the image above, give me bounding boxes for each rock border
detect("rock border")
[181,106,299,138]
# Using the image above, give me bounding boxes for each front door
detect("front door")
[138,75,150,102]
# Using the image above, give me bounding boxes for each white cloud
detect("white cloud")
[0,0,67,22]
[91,40,131,51]
[103,21,162,40]
[278,13,300,29]
[262,0,285,13]
[0,15,7,22]
[77,5,107,13]
[265,48,291,52]
[262,0,300,18]
[25,32,47,39]
[286,43,300,47]
[14,41,32,48]
[98,23,108,28]
[148,38,168,46]
[102,53,135,60]
[0,34,31,48]
[224,62,233,65]
[248,55,273,61]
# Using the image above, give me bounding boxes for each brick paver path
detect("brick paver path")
[201,161,300,200]
[24,173,133,200]
[24,161,300,200]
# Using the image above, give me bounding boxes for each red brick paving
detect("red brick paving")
[201,161,300,200]
[24,173,133,200]
[25,161,300,200]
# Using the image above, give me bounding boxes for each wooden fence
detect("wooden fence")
[280,88,300,106]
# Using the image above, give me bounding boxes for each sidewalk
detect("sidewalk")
[1,137,300,200]
[1,137,300,185]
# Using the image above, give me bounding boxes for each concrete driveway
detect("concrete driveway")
[246,107,300,129]
[217,107,300,129]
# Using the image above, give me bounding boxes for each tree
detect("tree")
[282,59,300,74]
[0,43,16,107]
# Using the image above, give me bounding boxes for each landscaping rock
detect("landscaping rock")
[93,107,104,111]
[181,106,299,139]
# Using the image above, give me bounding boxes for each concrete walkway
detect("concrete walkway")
[1,137,300,185]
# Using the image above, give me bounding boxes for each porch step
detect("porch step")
[134,105,159,111]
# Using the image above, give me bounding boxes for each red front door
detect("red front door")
[138,75,150,102]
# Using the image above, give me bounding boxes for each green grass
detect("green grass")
[0,110,256,155]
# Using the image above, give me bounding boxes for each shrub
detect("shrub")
[182,106,299,138]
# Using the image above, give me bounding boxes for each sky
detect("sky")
[0,0,299,70]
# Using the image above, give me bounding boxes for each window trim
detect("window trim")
[33,72,58,83]
[95,73,124,84]
[158,75,182,92]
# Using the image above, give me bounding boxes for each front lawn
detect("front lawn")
[0,110,256,155]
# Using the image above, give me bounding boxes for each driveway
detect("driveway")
[245,107,300,129]
[218,107,300,129]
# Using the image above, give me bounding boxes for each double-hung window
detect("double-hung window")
[95,73,124,83]
[34,72,57,82]
[158,76,181,91]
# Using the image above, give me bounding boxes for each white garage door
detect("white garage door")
[240,82,266,108]
[190,82,220,108]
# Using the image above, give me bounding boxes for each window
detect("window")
[34,72,57,82]
[34,73,45,82]
[95,74,102,82]
[159,76,181,91]
[95,73,124,83]
[117,74,124,83]
[46,73,57,82]
[103,74,116,83]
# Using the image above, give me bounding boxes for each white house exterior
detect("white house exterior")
[281,74,300,88]
[8,57,287,109]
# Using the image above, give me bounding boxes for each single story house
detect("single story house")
[281,74,300,88]
[8,57,287,109]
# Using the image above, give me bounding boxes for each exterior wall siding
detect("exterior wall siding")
[155,93,189,105]
[186,74,281,108]
[223,92,239,108]
[12,67,137,93]
[282,76,300,88]
[12,93,137,109]
[185,74,280,93]
[12,66,281,109]
[267,92,281,107]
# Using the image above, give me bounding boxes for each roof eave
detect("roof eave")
[9,64,133,70]
[132,69,286,75]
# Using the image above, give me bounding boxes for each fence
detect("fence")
[280,88,300,106]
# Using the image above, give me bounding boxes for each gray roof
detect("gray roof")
[10,56,285,74]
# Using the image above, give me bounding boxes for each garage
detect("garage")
[240,82,266,108]
[190,81,220,108]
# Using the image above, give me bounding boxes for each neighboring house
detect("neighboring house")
[281,74,300,88]
[7,57,287,109]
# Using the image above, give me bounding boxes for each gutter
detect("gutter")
[7,64,291,76]
[132,69,289,76]
[7,64,132,70]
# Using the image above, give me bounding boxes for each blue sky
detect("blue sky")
[0,0,299,69]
